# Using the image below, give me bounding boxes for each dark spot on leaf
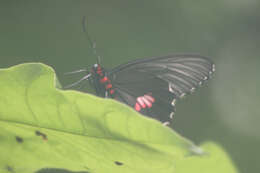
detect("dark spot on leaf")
[35,130,48,141]
[114,161,123,166]
[6,165,15,173]
[35,168,89,173]
[15,136,23,143]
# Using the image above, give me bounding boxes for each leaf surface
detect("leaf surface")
[0,63,237,173]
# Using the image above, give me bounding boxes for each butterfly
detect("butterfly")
[65,17,215,124]
[65,54,215,124]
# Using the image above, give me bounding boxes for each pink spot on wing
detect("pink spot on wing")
[137,97,146,108]
[144,95,155,103]
[142,97,152,108]
[134,94,155,111]
[135,103,141,111]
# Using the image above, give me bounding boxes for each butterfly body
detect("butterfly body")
[90,64,115,98]
[69,54,215,124]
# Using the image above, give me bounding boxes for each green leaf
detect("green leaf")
[0,63,237,173]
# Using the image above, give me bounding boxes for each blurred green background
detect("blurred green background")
[0,0,259,172]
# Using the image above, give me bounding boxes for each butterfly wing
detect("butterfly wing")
[107,54,215,123]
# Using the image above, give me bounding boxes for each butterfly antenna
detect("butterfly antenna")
[82,16,101,64]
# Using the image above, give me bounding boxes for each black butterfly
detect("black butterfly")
[66,54,215,124]
[65,17,215,124]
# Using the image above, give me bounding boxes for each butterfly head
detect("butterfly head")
[91,63,104,76]
[93,63,98,68]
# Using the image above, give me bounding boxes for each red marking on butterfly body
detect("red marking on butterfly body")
[110,89,115,94]
[95,65,115,97]
[106,83,112,89]
[100,76,108,83]
[96,65,104,76]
